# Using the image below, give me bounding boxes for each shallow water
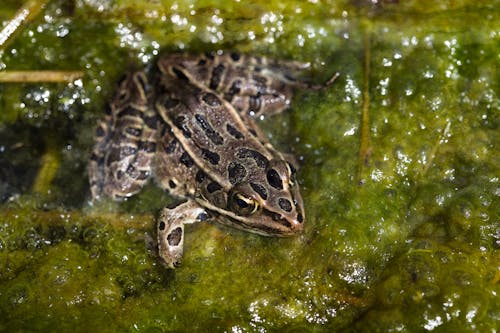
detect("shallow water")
[0,1,498,332]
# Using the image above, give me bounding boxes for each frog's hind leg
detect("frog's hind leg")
[217,55,338,118]
[88,72,156,201]
[157,200,210,268]
[88,103,113,201]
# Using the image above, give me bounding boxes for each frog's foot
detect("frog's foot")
[157,200,209,268]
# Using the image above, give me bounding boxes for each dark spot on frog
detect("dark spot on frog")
[172,66,189,81]
[168,180,177,189]
[138,141,156,153]
[278,198,292,212]
[163,139,177,154]
[247,128,258,137]
[95,125,106,138]
[144,114,158,129]
[202,92,222,107]
[180,152,194,168]
[207,182,222,193]
[159,221,166,231]
[267,169,283,190]
[159,126,167,137]
[106,148,121,165]
[118,73,132,86]
[236,148,268,168]
[118,106,142,118]
[195,170,206,183]
[105,104,112,115]
[227,79,242,97]
[230,52,240,61]
[90,152,104,164]
[196,211,209,221]
[125,126,142,137]
[167,227,183,246]
[226,123,244,139]
[297,212,304,223]
[250,182,268,200]
[209,64,225,90]
[174,115,192,138]
[227,162,247,184]
[116,89,129,102]
[174,115,185,127]
[197,59,207,66]
[201,148,220,165]
[195,114,224,145]
[126,164,136,176]
[125,164,148,180]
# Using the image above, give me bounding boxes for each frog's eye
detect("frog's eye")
[229,192,260,216]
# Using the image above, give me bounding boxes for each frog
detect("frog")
[88,52,337,268]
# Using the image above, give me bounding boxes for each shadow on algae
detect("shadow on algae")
[0,0,498,332]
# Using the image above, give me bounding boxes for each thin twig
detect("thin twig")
[357,31,372,184]
[419,120,452,178]
[0,70,84,83]
[0,0,49,49]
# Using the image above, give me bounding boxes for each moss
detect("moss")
[0,0,498,332]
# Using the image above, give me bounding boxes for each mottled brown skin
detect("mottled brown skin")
[89,52,336,268]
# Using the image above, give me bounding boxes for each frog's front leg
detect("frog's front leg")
[157,200,210,268]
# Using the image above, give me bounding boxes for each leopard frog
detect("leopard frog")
[88,52,336,268]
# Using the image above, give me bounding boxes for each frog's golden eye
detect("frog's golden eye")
[229,192,260,216]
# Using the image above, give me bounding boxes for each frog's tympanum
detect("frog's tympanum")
[89,52,336,268]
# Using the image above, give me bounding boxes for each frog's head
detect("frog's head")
[219,159,304,236]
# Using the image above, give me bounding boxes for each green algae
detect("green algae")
[0,0,498,332]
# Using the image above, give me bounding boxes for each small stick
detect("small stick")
[0,0,49,49]
[306,72,340,90]
[419,121,452,178]
[357,31,372,184]
[0,70,84,83]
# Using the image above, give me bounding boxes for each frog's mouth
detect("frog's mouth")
[195,198,303,236]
